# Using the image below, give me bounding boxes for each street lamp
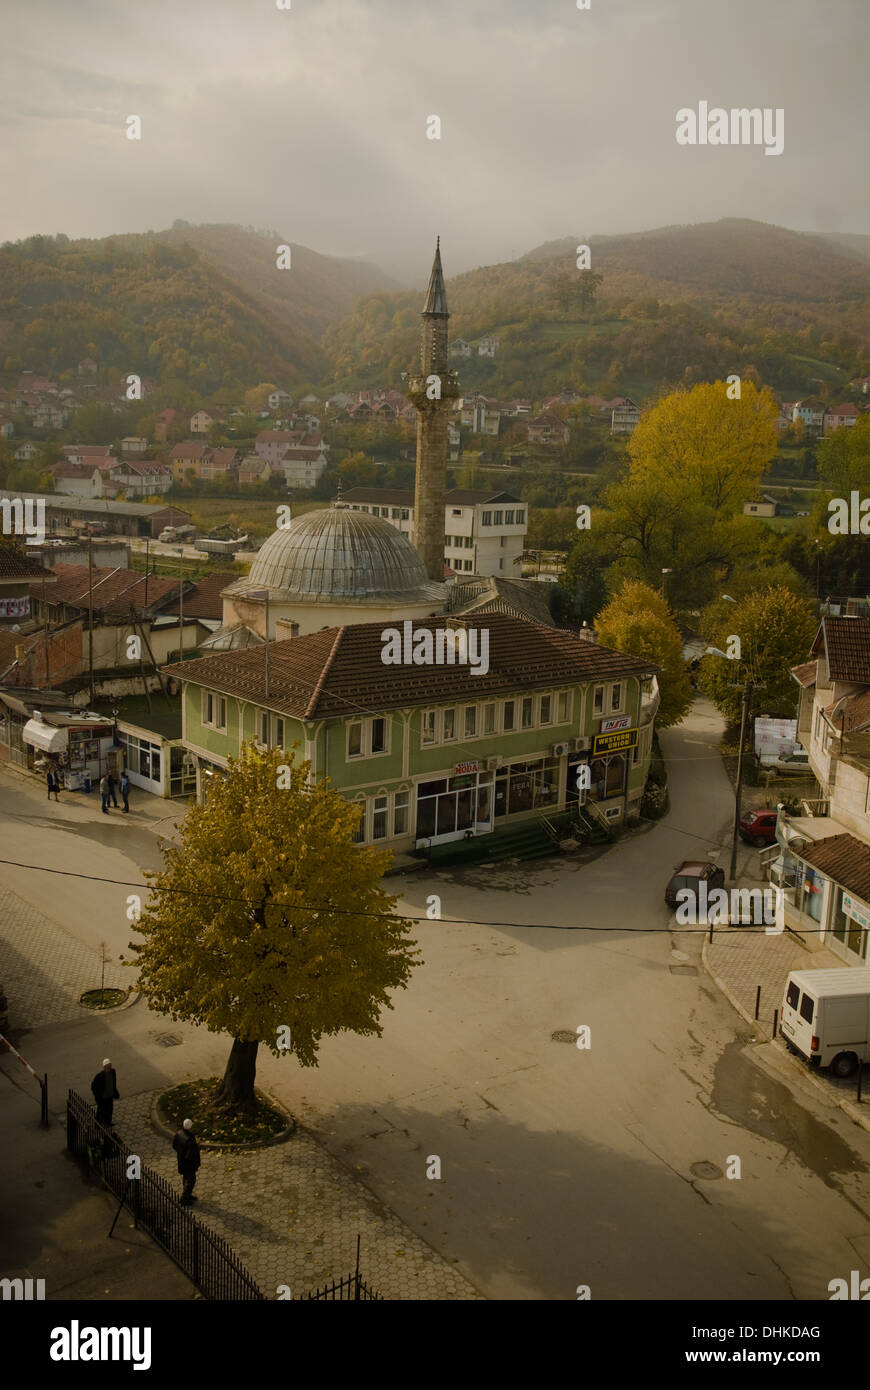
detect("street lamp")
[661,567,672,600]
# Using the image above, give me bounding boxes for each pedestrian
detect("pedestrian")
[90,1057,120,1128]
[46,765,60,801]
[109,772,119,808]
[99,773,111,813]
[172,1119,201,1205]
[120,768,130,813]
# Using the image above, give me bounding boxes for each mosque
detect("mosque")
[203,242,544,651]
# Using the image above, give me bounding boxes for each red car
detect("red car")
[739,807,778,848]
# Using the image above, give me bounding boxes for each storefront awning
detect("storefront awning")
[22,719,67,754]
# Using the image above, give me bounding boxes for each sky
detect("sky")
[2,0,868,285]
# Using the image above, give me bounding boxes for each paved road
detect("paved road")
[2,697,870,1300]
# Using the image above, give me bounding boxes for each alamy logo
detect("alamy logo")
[0,1277,45,1299]
[49,1321,151,1371]
[0,497,45,545]
[828,492,870,535]
[381,621,490,676]
[675,883,782,927]
[829,1270,870,1300]
[676,103,784,156]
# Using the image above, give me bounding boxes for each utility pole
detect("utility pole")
[729,678,754,880]
[87,537,95,704]
[264,590,271,700]
[178,549,184,661]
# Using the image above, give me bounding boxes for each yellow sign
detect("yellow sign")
[592,728,638,755]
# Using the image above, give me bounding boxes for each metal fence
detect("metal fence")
[300,1272,383,1300]
[66,1089,266,1301]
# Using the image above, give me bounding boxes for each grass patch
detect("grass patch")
[80,987,128,1010]
[159,1077,289,1146]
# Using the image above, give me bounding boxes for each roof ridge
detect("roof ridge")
[304,626,346,719]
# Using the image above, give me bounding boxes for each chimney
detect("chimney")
[578,621,597,644]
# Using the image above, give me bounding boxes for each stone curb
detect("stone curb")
[701,936,870,1136]
[77,988,140,1016]
[150,1088,297,1152]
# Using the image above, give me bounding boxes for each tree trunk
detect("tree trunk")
[213,1038,259,1116]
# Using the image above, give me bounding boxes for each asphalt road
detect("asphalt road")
[3,696,870,1300]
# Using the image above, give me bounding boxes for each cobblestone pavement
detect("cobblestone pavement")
[0,880,129,1029]
[116,1090,483,1301]
[703,923,842,1033]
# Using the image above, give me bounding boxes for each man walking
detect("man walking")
[90,1058,120,1128]
[99,772,111,814]
[120,768,131,813]
[172,1119,201,1205]
[46,765,60,801]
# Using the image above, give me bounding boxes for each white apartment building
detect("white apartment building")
[764,611,870,967]
[338,487,527,578]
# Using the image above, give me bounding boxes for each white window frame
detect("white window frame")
[421,710,437,745]
[593,686,604,716]
[347,716,389,759]
[610,683,623,713]
[539,693,552,726]
[204,691,227,731]
[442,707,457,743]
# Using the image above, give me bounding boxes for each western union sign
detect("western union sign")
[592,727,638,755]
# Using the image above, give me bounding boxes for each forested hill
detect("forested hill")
[0,224,395,397]
[324,219,870,400]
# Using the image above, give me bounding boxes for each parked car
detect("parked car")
[763,751,810,775]
[665,860,725,909]
[738,807,779,848]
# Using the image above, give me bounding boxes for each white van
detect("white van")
[780,968,870,1078]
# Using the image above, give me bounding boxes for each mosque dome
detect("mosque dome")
[240,506,442,603]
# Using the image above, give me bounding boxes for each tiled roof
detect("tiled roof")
[282,448,325,463]
[0,546,50,580]
[205,447,237,466]
[162,573,228,620]
[790,660,818,688]
[170,441,208,460]
[819,617,870,683]
[34,563,179,615]
[164,614,658,720]
[801,833,870,905]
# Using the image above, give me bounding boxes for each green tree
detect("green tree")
[697,587,817,724]
[595,580,693,728]
[131,748,419,1116]
[816,412,870,496]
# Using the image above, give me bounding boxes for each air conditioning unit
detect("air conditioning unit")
[574,736,591,752]
[486,755,503,771]
[552,742,571,756]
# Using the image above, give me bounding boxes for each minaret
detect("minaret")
[409,239,459,583]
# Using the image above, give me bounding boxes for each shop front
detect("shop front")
[22,713,116,790]
[829,889,870,966]
[415,759,494,846]
[566,720,636,817]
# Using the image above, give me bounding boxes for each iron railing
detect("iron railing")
[66,1089,266,1301]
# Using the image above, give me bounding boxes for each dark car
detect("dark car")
[665,860,725,909]
[739,807,779,848]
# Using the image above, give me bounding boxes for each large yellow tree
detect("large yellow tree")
[131,747,419,1116]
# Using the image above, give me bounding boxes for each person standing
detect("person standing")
[172,1119,201,1204]
[90,1058,120,1128]
[120,769,130,813]
[99,772,111,814]
[109,772,119,808]
[46,765,60,801]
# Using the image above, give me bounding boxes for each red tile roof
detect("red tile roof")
[170,441,208,460]
[34,563,179,615]
[816,617,870,684]
[164,614,658,720]
[161,573,228,620]
[801,833,870,904]
[0,546,51,581]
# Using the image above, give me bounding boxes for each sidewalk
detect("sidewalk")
[2,757,184,843]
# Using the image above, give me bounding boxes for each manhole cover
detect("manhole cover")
[155,1033,182,1047]
[670,965,698,976]
[691,1161,723,1180]
[551,1030,577,1043]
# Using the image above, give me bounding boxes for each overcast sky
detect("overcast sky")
[2,0,868,284]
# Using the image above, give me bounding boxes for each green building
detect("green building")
[166,613,660,856]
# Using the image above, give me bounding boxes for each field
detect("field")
[171,495,325,539]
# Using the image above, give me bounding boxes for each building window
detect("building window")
[482,511,492,526]
[452,508,462,516]
[464,559,473,571]
[371,717,386,754]
[557,691,569,722]
[391,508,401,519]
[394,789,409,836]
[505,510,515,524]
[347,722,363,758]
[503,700,515,732]
[493,510,503,525]
[204,692,227,730]
[539,694,552,725]
[442,708,456,742]
[401,509,410,520]
[521,697,533,729]
[274,717,285,748]
[498,559,503,570]
[516,510,525,524]
[593,686,604,716]
[258,710,269,746]
[611,683,622,712]
[421,710,436,745]
[372,795,388,840]
[352,799,366,843]
[465,705,477,737]
[484,702,497,734]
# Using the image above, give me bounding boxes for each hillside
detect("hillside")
[324,219,870,400]
[0,225,396,398]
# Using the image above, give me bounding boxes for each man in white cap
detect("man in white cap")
[172,1118,202,1205]
[90,1058,120,1128]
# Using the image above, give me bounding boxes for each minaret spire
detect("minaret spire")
[408,240,458,583]
[423,237,449,317]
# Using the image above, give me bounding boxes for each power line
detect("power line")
[0,854,799,935]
